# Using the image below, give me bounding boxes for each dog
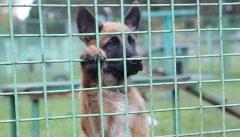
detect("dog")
[76,1,149,137]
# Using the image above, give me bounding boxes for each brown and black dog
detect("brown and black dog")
[76,1,149,137]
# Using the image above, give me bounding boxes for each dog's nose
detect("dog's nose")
[130,55,142,64]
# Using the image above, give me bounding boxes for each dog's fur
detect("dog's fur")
[77,1,149,137]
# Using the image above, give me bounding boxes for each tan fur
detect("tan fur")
[87,22,136,49]
[80,86,148,137]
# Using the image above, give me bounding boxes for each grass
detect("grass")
[0,80,240,137]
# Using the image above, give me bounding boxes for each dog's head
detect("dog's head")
[76,1,142,78]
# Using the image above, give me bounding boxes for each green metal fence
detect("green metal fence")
[0,0,240,137]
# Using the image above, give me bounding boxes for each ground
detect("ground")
[0,81,240,136]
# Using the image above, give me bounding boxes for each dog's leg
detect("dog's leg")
[80,45,106,88]
[80,45,106,137]
[80,91,102,137]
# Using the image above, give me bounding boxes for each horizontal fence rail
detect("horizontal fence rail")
[1,52,240,65]
[0,2,240,7]
[1,28,240,37]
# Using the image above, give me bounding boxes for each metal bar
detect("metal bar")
[94,0,105,136]
[2,52,240,66]
[120,0,130,136]
[1,27,240,37]
[196,0,203,136]
[147,0,154,136]
[8,0,20,136]
[38,0,50,136]
[0,2,239,7]
[219,1,226,137]
[171,0,180,136]
[2,78,240,96]
[31,100,39,137]
[66,0,77,136]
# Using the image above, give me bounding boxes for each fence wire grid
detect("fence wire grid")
[0,0,240,137]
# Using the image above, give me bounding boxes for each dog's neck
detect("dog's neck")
[102,71,131,86]
[102,70,131,93]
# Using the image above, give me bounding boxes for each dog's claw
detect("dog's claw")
[97,52,100,57]
[85,54,88,59]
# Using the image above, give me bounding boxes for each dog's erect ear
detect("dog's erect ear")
[76,7,103,44]
[124,1,141,31]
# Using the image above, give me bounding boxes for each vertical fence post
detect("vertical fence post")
[8,0,20,136]
[171,90,180,134]
[120,0,130,136]
[38,0,50,136]
[66,0,77,136]
[219,1,226,137]
[197,0,203,136]
[170,0,180,136]
[93,0,105,136]
[163,16,173,74]
[147,0,155,136]
[9,95,16,137]
[31,99,39,137]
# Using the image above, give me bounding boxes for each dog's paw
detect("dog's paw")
[80,45,106,62]
[80,45,106,71]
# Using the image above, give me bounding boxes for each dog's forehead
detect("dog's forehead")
[101,22,131,33]
[99,22,132,46]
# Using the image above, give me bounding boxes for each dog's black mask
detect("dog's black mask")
[102,35,143,78]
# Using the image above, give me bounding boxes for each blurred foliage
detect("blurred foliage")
[0,0,17,33]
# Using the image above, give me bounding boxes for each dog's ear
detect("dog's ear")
[76,7,103,44]
[124,1,141,31]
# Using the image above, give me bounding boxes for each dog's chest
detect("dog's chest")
[103,95,139,137]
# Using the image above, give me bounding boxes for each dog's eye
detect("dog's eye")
[107,37,117,47]
[128,35,135,47]
[109,40,116,46]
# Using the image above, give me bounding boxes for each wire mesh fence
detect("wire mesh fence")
[0,0,240,137]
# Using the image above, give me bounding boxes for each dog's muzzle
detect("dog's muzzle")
[130,55,143,70]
